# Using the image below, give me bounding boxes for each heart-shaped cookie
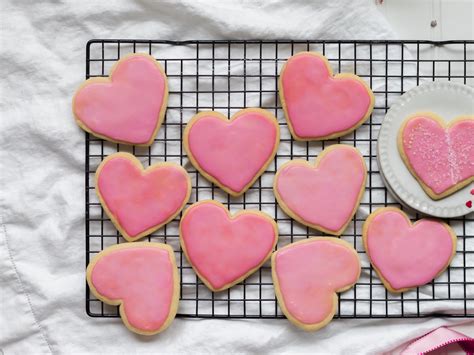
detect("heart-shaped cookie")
[73,53,168,146]
[279,52,374,141]
[363,207,457,293]
[274,144,366,235]
[184,108,280,196]
[272,237,360,331]
[86,242,179,335]
[398,114,474,200]
[179,200,278,292]
[96,152,191,241]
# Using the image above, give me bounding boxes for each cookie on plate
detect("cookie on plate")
[398,113,474,200]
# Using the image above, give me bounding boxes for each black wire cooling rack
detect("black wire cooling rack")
[85,40,474,319]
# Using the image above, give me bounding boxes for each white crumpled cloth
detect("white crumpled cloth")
[1,1,472,354]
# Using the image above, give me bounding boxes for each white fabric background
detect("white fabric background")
[1,1,472,354]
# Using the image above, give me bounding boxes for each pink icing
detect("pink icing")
[180,202,277,290]
[90,246,176,332]
[401,116,474,195]
[74,55,167,144]
[281,53,372,139]
[275,145,365,233]
[366,210,454,290]
[186,111,278,194]
[97,155,189,239]
[274,239,360,325]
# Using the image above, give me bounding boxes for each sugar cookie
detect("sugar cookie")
[86,242,179,335]
[279,51,374,141]
[272,237,360,331]
[363,207,457,293]
[179,200,278,292]
[96,152,191,241]
[183,108,280,196]
[398,113,474,200]
[274,144,366,235]
[73,53,168,146]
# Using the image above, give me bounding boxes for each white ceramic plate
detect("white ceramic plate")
[377,81,474,218]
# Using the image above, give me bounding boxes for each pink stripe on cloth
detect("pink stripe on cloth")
[401,326,474,354]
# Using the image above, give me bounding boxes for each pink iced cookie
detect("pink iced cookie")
[96,152,191,242]
[184,109,280,196]
[272,237,360,331]
[73,53,168,145]
[363,207,457,293]
[398,114,474,200]
[86,243,179,335]
[179,201,278,292]
[279,52,374,141]
[274,144,366,235]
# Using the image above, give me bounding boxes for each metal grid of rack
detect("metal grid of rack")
[85,40,474,319]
